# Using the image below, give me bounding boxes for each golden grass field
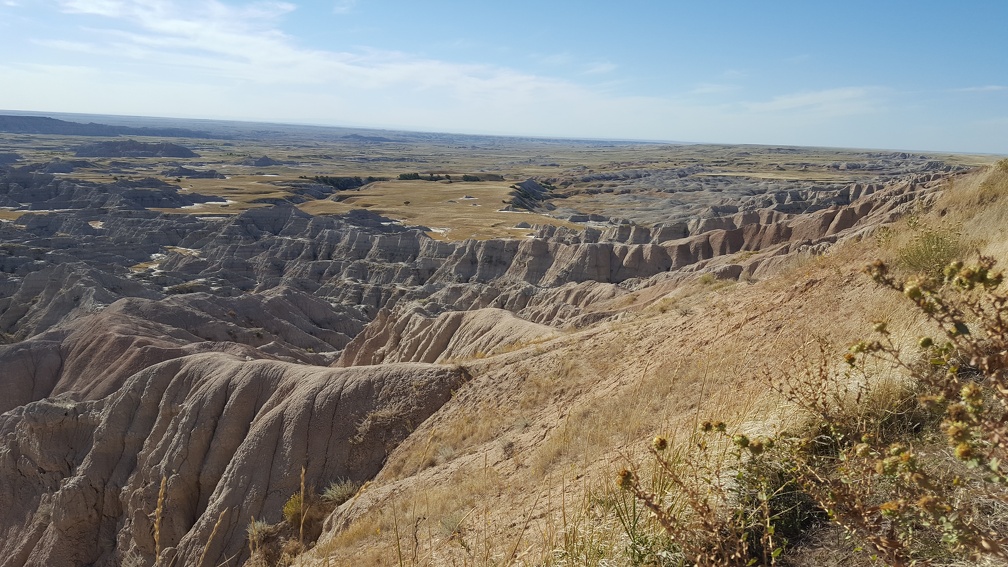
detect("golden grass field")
[5,131,998,242]
[299,180,578,240]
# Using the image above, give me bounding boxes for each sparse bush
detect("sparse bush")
[625,257,1008,566]
[897,223,966,279]
[617,426,822,566]
[322,478,361,506]
[774,257,1008,565]
[281,492,303,527]
[247,518,270,552]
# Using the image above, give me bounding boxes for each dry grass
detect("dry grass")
[264,165,1008,565]
[299,180,577,240]
[305,245,911,565]
[154,475,167,563]
[310,462,515,566]
[935,162,1008,265]
[197,508,227,567]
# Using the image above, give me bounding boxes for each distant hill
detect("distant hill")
[0,115,213,138]
[342,133,395,143]
[75,140,198,158]
[240,155,284,166]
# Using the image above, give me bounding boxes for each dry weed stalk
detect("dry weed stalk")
[154,475,167,563]
[617,427,797,567]
[620,257,1008,566]
[247,516,262,557]
[775,258,1008,565]
[299,466,306,544]
[197,508,228,567]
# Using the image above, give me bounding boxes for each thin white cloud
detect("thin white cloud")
[536,52,574,66]
[332,0,356,14]
[583,62,617,75]
[954,85,1007,93]
[41,0,595,106]
[9,2,997,152]
[785,54,811,64]
[59,0,296,20]
[32,38,103,53]
[690,83,739,95]
[742,87,883,117]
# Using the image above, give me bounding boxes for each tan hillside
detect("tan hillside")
[291,163,1008,565]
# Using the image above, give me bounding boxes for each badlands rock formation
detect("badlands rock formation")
[1,356,468,566]
[0,158,960,565]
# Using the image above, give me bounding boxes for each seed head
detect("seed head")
[916,495,947,514]
[947,403,968,423]
[879,499,905,516]
[961,383,983,407]
[904,283,923,301]
[955,442,974,461]
[652,436,668,452]
[617,468,636,491]
[945,424,969,443]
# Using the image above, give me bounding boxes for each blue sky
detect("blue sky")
[1,1,1006,153]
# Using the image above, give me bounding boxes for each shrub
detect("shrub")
[624,257,1008,566]
[282,492,304,527]
[781,257,1008,565]
[322,478,361,506]
[618,427,823,566]
[897,224,966,279]
[247,518,270,551]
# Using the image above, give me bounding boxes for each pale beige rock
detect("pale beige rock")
[0,354,468,567]
[338,307,558,366]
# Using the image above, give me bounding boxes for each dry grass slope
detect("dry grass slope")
[280,162,1008,566]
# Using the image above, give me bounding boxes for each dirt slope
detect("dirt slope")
[299,165,1008,565]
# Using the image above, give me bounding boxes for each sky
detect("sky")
[1,0,1006,153]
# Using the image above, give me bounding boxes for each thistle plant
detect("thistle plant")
[622,257,1008,566]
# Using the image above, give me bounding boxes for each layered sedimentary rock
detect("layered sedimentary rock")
[0,356,468,567]
[0,161,960,566]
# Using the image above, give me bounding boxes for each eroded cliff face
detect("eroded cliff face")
[0,356,468,567]
[0,164,954,566]
[336,173,947,366]
[1,171,945,346]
